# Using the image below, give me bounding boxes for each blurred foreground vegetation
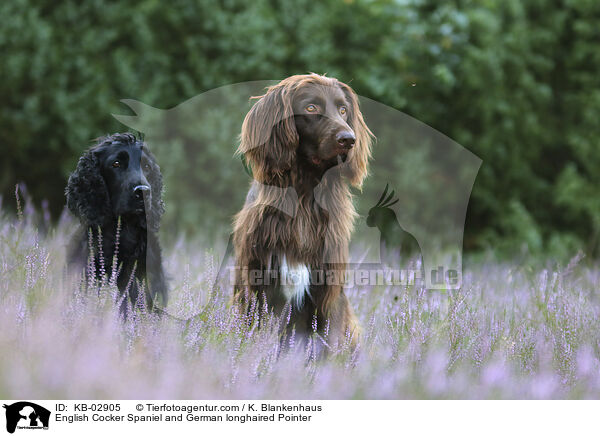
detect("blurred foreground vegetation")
[1,202,600,399]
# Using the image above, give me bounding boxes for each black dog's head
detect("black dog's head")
[66,133,164,231]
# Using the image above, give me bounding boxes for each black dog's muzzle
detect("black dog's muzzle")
[133,184,151,205]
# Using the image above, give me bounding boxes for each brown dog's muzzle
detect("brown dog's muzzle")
[336,130,356,151]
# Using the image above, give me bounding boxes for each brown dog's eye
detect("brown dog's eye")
[340,106,347,115]
[306,104,317,113]
[112,161,120,168]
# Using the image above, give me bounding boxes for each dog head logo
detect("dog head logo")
[3,402,50,434]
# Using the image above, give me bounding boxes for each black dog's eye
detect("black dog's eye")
[143,163,151,171]
[339,106,347,115]
[112,161,120,168]
[305,104,318,113]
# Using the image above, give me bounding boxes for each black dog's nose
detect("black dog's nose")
[133,185,151,200]
[336,131,356,149]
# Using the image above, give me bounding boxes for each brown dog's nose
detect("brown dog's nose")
[336,131,356,149]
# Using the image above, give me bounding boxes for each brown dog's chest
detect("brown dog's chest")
[285,194,341,261]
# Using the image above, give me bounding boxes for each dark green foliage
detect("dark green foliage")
[1,0,598,256]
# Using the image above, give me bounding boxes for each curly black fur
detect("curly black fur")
[65,133,167,313]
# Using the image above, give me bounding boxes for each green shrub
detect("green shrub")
[1,0,598,257]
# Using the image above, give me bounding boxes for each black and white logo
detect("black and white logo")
[2,402,50,434]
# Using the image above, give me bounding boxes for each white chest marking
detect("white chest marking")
[279,255,311,308]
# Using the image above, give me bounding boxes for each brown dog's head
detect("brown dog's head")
[239,74,374,187]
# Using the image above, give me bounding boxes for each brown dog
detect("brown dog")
[233,74,374,348]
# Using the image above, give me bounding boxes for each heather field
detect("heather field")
[1,207,599,400]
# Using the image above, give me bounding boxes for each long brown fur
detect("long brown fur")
[233,74,374,348]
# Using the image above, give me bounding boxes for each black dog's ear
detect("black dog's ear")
[238,84,299,183]
[145,156,165,233]
[65,149,111,226]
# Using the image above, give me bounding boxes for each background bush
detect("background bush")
[1,0,598,257]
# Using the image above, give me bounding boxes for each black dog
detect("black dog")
[65,133,167,313]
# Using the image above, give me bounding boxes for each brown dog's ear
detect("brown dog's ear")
[238,84,299,183]
[339,82,374,188]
